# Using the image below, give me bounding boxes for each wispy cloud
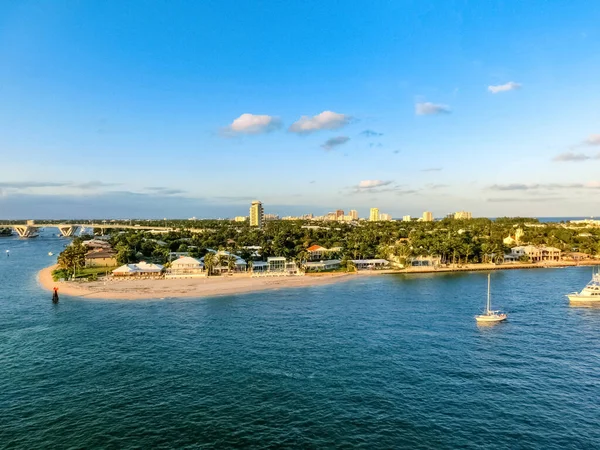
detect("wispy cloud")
[421,167,443,172]
[74,181,120,189]
[357,180,392,189]
[487,197,565,203]
[488,81,522,94]
[321,136,350,151]
[0,181,69,189]
[489,182,600,191]
[289,111,351,133]
[585,135,600,146]
[145,187,186,195]
[553,151,598,162]
[360,129,383,137]
[369,143,383,148]
[415,102,451,115]
[222,113,282,135]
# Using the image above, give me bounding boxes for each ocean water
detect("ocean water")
[1,234,600,449]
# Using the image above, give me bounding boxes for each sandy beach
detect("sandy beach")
[38,259,600,300]
[38,265,355,300]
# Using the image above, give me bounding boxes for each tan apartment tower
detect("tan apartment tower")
[349,209,358,220]
[422,211,433,222]
[369,208,380,222]
[250,200,264,227]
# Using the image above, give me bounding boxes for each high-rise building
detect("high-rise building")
[335,209,344,219]
[422,211,433,222]
[369,208,380,222]
[454,211,472,220]
[349,209,358,220]
[249,200,264,227]
[402,215,411,222]
[380,213,392,221]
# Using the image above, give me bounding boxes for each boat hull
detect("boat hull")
[567,294,600,303]
[475,314,507,323]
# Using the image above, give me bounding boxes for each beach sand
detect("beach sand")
[38,259,600,301]
[38,265,355,300]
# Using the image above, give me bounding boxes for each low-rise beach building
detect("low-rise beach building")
[112,262,164,277]
[166,256,204,278]
[507,245,562,262]
[305,259,341,272]
[351,259,389,270]
[85,249,118,268]
[409,255,442,267]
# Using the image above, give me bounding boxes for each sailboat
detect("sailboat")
[475,273,507,323]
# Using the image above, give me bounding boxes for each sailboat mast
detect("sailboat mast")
[487,273,491,313]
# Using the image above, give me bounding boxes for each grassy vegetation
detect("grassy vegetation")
[52,266,117,281]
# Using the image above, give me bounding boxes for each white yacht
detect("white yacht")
[567,272,600,303]
[475,273,507,323]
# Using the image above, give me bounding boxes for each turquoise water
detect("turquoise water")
[1,233,600,449]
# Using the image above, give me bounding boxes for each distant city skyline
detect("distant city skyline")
[2,2,600,218]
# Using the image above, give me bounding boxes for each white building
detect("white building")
[402,215,411,222]
[454,211,472,220]
[506,246,561,262]
[369,208,380,222]
[305,259,341,272]
[167,256,204,278]
[380,213,392,221]
[349,209,359,220]
[250,200,264,227]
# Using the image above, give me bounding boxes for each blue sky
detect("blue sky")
[1,0,600,219]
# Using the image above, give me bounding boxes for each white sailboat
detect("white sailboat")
[475,273,507,323]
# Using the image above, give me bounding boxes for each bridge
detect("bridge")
[11,221,179,238]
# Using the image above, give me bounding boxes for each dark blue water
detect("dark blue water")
[1,234,600,449]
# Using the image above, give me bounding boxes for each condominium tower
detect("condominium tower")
[349,209,358,220]
[422,211,433,222]
[369,208,380,222]
[250,200,264,227]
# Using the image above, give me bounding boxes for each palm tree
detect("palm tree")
[227,254,237,274]
[217,254,227,275]
[247,260,254,273]
[203,252,215,277]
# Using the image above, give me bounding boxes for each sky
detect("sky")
[1,0,600,219]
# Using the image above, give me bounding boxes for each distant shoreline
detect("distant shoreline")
[38,260,600,300]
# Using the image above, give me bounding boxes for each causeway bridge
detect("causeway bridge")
[11,221,178,238]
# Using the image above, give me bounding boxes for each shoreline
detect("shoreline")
[38,260,600,300]
[37,265,354,300]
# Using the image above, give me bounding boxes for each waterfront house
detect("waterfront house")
[112,262,164,277]
[306,245,342,261]
[266,257,301,274]
[351,259,389,270]
[508,245,561,262]
[305,259,341,272]
[200,250,247,273]
[85,249,118,268]
[166,256,204,278]
[409,255,441,267]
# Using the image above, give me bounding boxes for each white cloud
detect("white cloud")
[586,135,600,146]
[289,111,351,133]
[488,81,522,94]
[358,180,392,189]
[415,102,450,115]
[224,113,281,135]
